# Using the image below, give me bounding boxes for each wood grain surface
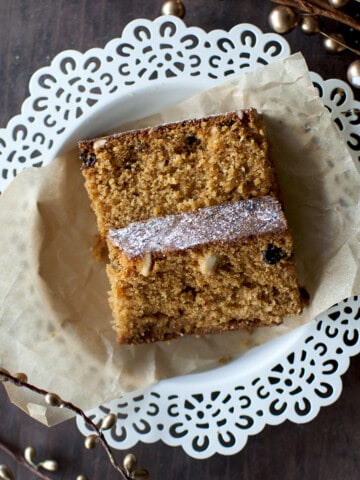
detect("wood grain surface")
[0,1,360,479]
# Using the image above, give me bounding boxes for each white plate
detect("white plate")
[1,16,360,459]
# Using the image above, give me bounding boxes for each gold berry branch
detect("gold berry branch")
[0,368,149,480]
[270,0,360,31]
[268,0,360,85]
[0,441,59,480]
[319,30,360,56]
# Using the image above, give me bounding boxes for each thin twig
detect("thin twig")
[319,31,360,56]
[62,399,127,478]
[270,0,360,31]
[0,440,53,480]
[0,371,131,480]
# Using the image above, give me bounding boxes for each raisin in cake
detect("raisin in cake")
[79,109,303,344]
[107,197,303,344]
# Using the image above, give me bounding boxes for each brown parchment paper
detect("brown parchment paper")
[1,53,359,426]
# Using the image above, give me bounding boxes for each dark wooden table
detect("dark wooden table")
[1,1,360,479]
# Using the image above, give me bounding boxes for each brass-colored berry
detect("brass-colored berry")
[123,453,137,473]
[100,413,117,431]
[161,0,185,18]
[14,372,28,382]
[328,0,349,7]
[38,459,60,472]
[323,33,346,53]
[0,465,15,480]
[76,476,89,480]
[268,6,297,34]
[347,59,360,89]
[300,15,320,35]
[24,446,37,464]
[0,368,10,382]
[132,468,149,480]
[45,392,62,407]
[84,434,99,450]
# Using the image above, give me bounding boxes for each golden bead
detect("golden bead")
[323,33,346,53]
[38,460,60,472]
[123,453,137,473]
[347,59,360,89]
[268,6,297,34]
[300,15,320,35]
[161,0,185,18]
[84,434,99,450]
[100,413,117,430]
[45,392,63,407]
[0,465,15,480]
[14,372,28,383]
[328,0,349,7]
[0,368,10,382]
[133,468,149,480]
[76,476,89,480]
[24,446,37,464]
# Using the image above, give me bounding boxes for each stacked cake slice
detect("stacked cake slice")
[79,109,303,344]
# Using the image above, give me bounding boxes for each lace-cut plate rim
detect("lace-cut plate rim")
[78,296,360,459]
[0,16,359,459]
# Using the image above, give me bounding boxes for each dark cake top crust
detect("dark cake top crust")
[108,196,288,258]
[79,109,259,169]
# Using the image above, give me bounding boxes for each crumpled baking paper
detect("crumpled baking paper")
[0,53,359,425]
